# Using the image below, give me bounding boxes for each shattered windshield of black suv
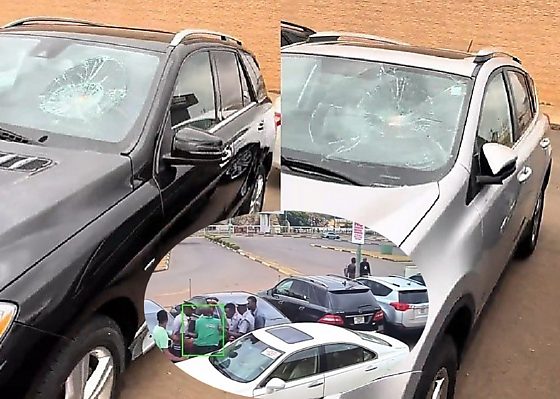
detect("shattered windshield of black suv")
[281,53,474,187]
[0,35,163,152]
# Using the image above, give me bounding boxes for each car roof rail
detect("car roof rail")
[473,47,521,64]
[170,29,242,47]
[281,20,315,34]
[326,273,355,282]
[307,31,408,46]
[2,16,106,29]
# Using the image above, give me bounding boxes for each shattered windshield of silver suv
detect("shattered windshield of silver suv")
[281,53,473,186]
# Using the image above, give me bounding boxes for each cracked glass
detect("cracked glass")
[281,53,473,186]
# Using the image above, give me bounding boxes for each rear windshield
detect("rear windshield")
[329,289,377,311]
[399,290,428,304]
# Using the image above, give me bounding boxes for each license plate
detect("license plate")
[415,307,428,316]
[354,316,365,324]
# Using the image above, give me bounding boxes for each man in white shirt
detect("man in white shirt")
[231,302,254,338]
[224,302,241,341]
[170,301,197,356]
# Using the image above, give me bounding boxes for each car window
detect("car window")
[358,280,392,297]
[238,57,253,107]
[240,51,267,102]
[289,280,311,301]
[478,73,513,147]
[213,51,244,118]
[308,285,327,306]
[329,288,377,312]
[275,279,294,295]
[324,343,376,371]
[265,347,320,383]
[507,71,534,139]
[172,51,218,131]
[399,290,428,304]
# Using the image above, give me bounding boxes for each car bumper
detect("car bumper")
[0,321,66,395]
[337,370,421,399]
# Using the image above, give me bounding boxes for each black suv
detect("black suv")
[259,275,384,331]
[281,21,315,47]
[0,17,275,398]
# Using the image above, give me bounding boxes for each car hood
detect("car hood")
[0,142,132,291]
[176,356,254,396]
[281,172,440,246]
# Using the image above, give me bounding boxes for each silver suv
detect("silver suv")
[281,32,553,399]
[356,275,429,334]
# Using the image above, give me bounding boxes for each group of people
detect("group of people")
[152,295,266,362]
[344,256,371,279]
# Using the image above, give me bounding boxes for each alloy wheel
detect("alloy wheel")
[426,367,449,399]
[63,347,114,399]
[249,173,265,213]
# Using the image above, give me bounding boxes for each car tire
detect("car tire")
[27,315,126,399]
[239,163,267,215]
[414,334,457,399]
[515,189,544,259]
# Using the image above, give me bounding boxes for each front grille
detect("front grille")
[0,151,53,173]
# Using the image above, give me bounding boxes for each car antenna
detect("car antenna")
[467,39,474,52]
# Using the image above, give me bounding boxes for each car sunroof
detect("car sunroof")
[267,326,314,344]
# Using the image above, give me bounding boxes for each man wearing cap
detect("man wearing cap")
[231,301,254,339]
[170,301,197,356]
[206,297,221,318]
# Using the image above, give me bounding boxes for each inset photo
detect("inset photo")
[135,211,428,398]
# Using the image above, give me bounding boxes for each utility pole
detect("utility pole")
[356,243,362,267]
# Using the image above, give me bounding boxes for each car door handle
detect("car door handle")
[540,137,551,149]
[308,380,324,388]
[298,306,305,311]
[278,300,284,305]
[258,121,265,131]
[517,166,532,183]
[365,366,378,372]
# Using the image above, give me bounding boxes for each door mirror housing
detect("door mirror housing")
[265,378,286,393]
[476,143,517,185]
[163,126,224,166]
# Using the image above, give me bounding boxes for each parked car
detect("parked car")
[0,16,275,398]
[281,21,316,47]
[355,276,429,335]
[281,31,552,398]
[172,291,292,327]
[176,322,409,398]
[322,231,341,239]
[259,275,385,331]
[140,299,175,354]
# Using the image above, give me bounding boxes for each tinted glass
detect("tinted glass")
[290,280,311,300]
[507,71,534,138]
[173,51,218,130]
[329,289,378,312]
[267,347,320,382]
[214,51,244,118]
[358,280,392,297]
[308,285,328,306]
[240,51,267,101]
[275,279,294,295]
[0,35,162,149]
[238,60,253,107]
[478,73,513,147]
[324,343,375,371]
[399,290,429,304]
[209,334,284,383]
[281,53,473,186]
[267,326,314,343]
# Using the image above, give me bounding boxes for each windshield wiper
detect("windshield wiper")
[281,156,364,186]
[210,357,234,379]
[0,127,43,146]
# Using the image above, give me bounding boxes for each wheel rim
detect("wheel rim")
[63,347,114,399]
[531,193,543,246]
[426,367,449,399]
[249,174,265,213]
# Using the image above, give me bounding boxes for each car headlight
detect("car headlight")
[0,302,18,340]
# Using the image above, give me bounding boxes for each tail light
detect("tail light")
[373,310,384,322]
[390,302,410,311]
[318,314,345,326]
[274,111,281,127]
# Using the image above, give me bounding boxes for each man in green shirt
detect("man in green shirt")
[193,305,223,355]
[153,310,183,362]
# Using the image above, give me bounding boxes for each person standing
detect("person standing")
[345,257,357,279]
[224,302,241,341]
[231,302,255,339]
[193,305,223,355]
[359,257,371,277]
[247,296,266,330]
[171,301,197,356]
[153,310,184,362]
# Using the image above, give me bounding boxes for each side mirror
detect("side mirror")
[476,143,517,185]
[265,378,286,394]
[163,126,224,166]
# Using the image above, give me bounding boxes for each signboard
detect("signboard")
[351,222,365,244]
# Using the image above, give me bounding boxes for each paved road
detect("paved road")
[231,236,407,277]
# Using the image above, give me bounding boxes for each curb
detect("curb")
[154,252,171,272]
[310,244,411,263]
[204,236,302,277]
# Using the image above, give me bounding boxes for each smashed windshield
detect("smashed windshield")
[0,35,162,148]
[281,53,472,186]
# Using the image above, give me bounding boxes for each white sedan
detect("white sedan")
[176,322,409,398]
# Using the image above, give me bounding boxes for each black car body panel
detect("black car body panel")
[0,21,275,396]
